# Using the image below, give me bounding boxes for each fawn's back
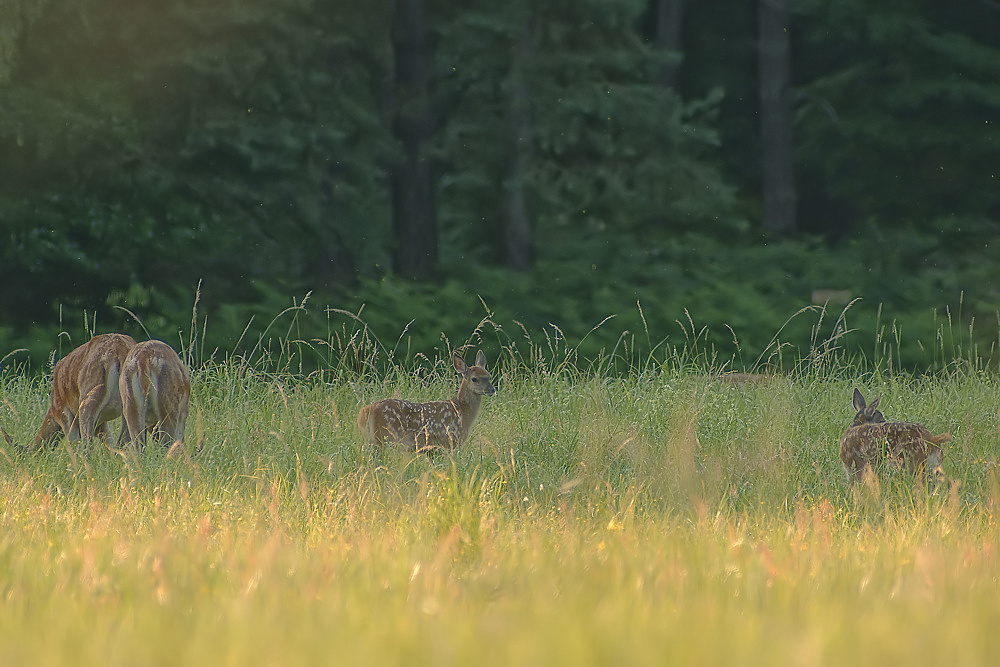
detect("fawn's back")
[841,421,950,479]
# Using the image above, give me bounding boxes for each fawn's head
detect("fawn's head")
[454,350,495,397]
[851,388,885,426]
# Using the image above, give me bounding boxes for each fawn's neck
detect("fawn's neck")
[453,382,483,425]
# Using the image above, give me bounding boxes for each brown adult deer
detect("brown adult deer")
[839,388,951,485]
[357,350,495,454]
[119,340,191,450]
[35,333,137,448]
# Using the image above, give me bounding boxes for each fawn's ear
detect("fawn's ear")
[453,353,468,374]
[475,350,487,369]
[853,388,866,412]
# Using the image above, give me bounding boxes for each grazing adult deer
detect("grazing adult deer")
[35,333,137,448]
[840,388,951,485]
[119,340,191,450]
[357,350,495,454]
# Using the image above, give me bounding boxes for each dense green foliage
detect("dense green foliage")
[1,1,998,371]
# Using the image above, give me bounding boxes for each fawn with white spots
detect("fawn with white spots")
[35,333,137,448]
[357,350,495,454]
[839,388,951,484]
[119,340,191,450]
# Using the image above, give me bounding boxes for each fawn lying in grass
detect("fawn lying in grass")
[119,340,191,450]
[35,333,137,448]
[840,388,951,485]
[357,351,495,454]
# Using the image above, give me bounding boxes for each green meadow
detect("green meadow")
[1,330,1000,665]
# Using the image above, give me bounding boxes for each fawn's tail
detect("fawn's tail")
[929,433,952,445]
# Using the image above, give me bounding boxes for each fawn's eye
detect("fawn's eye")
[472,377,479,382]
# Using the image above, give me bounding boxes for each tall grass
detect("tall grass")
[1,309,1000,664]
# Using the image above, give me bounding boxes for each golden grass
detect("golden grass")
[1,364,999,664]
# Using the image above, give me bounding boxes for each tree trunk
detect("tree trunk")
[654,0,685,88]
[390,0,438,280]
[758,0,796,237]
[502,21,534,272]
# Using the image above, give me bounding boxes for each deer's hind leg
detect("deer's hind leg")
[77,368,120,444]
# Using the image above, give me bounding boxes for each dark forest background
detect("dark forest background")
[1,0,998,373]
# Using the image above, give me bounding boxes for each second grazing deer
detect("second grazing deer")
[35,333,137,448]
[357,350,495,454]
[119,340,191,450]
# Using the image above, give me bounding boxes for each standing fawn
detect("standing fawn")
[119,340,191,450]
[35,333,137,448]
[839,388,951,485]
[357,350,495,454]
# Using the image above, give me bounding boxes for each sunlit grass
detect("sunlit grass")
[1,347,1000,664]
